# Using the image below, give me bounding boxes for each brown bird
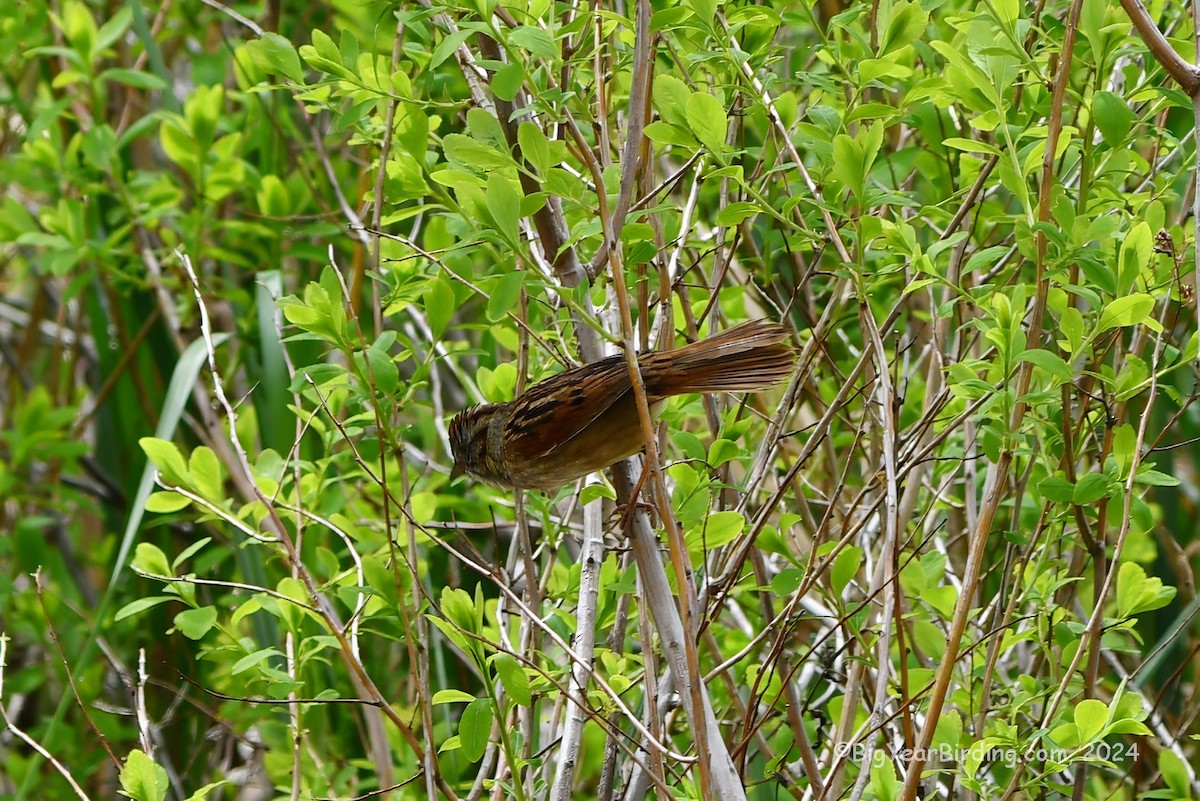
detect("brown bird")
[448,320,795,491]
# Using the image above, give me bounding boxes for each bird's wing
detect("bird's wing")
[503,355,632,461]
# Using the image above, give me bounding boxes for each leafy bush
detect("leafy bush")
[1,0,1198,799]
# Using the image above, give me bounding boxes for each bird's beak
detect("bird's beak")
[450,461,466,482]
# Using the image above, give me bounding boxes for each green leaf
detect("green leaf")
[653,74,692,128]
[771,568,803,595]
[492,653,532,705]
[580,483,617,504]
[145,491,191,513]
[1097,293,1154,331]
[424,277,455,338]
[1133,469,1180,487]
[119,749,169,801]
[1158,750,1190,795]
[114,596,175,621]
[1093,91,1135,146]
[715,202,761,227]
[100,68,167,90]
[363,344,399,396]
[255,33,304,82]
[491,62,524,102]
[831,546,862,596]
[1018,348,1074,383]
[188,446,222,501]
[486,173,522,245]
[508,25,557,59]
[139,438,191,487]
[685,0,718,28]
[183,781,229,801]
[942,137,1003,157]
[1074,699,1107,743]
[430,29,474,68]
[487,271,524,322]
[878,0,928,55]
[309,28,341,66]
[231,648,283,675]
[96,6,133,51]
[173,607,218,640]
[257,175,290,217]
[432,689,477,704]
[690,510,744,550]
[1037,474,1075,503]
[517,121,552,173]
[172,537,212,571]
[686,92,728,155]
[707,438,741,467]
[459,698,493,762]
[1072,472,1113,504]
[644,121,699,148]
[1117,222,1151,296]
[1117,561,1176,617]
[133,542,173,577]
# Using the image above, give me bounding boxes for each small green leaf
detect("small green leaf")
[133,542,173,577]
[188,446,222,501]
[491,62,524,102]
[432,689,477,704]
[459,698,493,762]
[707,438,740,467]
[691,510,744,550]
[508,25,556,59]
[1117,222,1151,295]
[231,648,283,675]
[1133,469,1180,487]
[492,653,532,705]
[100,68,167,90]
[487,271,524,322]
[424,277,455,338]
[653,74,692,127]
[119,749,169,801]
[771,568,803,595]
[715,202,761,227]
[1117,561,1176,617]
[309,28,341,66]
[257,175,290,217]
[644,121,699,148]
[517,121,552,173]
[1072,472,1113,504]
[115,596,175,621]
[145,491,191,513]
[686,92,728,155]
[140,437,190,487]
[429,29,474,68]
[580,483,617,504]
[1098,293,1154,331]
[831,546,862,596]
[1019,348,1074,383]
[1037,474,1075,503]
[256,33,304,82]
[1074,698,1107,743]
[1158,750,1190,795]
[173,606,218,640]
[1093,91,1135,146]
[878,0,928,55]
[486,173,522,245]
[172,537,212,571]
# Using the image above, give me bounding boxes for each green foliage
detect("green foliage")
[2,0,1199,798]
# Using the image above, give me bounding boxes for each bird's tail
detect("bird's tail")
[643,320,795,395]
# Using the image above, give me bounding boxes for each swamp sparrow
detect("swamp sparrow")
[448,320,795,491]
